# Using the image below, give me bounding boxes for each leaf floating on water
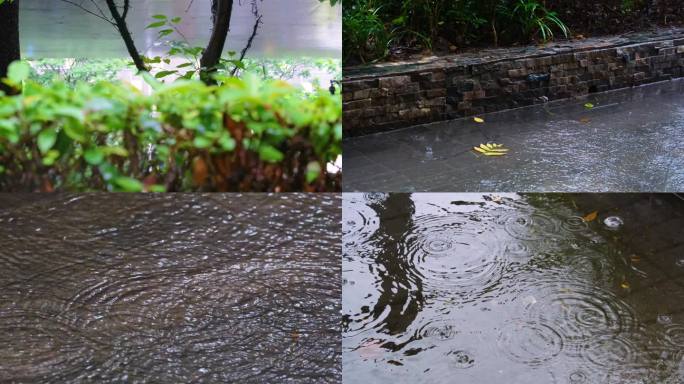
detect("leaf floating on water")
[579,117,590,124]
[582,211,598,222]
[473,117,485,123]
[473,143,509,156]
[584,103,594,109]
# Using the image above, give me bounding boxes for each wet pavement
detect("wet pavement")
[343,79,684,192]
[342,193,684,383]
[0,194,341,383]
[20,0,341,58]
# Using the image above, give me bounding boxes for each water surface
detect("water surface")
[343,79,684,192]
[343,193,684,383]
[0,193,341,383]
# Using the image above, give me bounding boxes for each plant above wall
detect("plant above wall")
[0,61,342,192]
[343,0,570,65]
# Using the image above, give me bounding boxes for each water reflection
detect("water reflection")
[0,194,341,383]
[343,193,684,383]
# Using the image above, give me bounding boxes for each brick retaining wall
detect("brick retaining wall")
[343,28,684,136]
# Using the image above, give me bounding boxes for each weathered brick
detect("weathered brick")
[378,75,411,89]
[352,89,371,100]
[508,69,527,78]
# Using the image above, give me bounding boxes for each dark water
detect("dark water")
[0,194,341,383]
[343,79,684,192]
[343,193,684,383]
[20,0,341,59]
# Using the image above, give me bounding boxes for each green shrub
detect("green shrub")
[342,0,571,64]
[342,0,389,63]
[0,62,341,192]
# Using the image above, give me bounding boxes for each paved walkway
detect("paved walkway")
[343,79,684,192]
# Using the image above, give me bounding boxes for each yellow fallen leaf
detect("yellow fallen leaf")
[474,117,485,123]
[584,103,594,109]
[621,281,630,289]
[473,143,510,156]
[582,211,598,222]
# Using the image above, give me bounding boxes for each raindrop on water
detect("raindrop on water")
[447,350,475,369]
[603,216,624,230]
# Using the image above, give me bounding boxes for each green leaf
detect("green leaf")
[159,29,174,37]
[155,70,177,79]
[148,184,167,192]
[37,128,57,154]
[258,145,284,163]
[7,61,30,83]
[54,106,85,122]
[63,119,86,142]
[146,21,166,29]
[42,149,60,166]
[193,136,213,149]
[113,177,144,192]
[306,161,321,183]
[171,17,182,24]
[218,134,236,151]
[84,148,105,165]
[152,14,167,20]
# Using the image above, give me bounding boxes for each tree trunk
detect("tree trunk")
[105,0,147,72]
[0,0,21,94]
[200,0,233,84]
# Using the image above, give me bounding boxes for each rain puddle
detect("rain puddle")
[0,194,341,383]
[343,193,684,383]
[343,79,684,192]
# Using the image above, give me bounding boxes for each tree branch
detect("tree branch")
[104,0,147,72]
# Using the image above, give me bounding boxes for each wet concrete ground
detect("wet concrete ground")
[20,0,341,58]
[342,193,684,384]
[343,79,684,192]
[0,194,341,383]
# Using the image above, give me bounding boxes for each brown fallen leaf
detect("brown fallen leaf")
[630,254,641,263]
[192,156,209,187]
[579,117,590,124]
[291,332,300,343]
[582,211,598,222]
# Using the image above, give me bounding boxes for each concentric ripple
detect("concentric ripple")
[498,319,564,366]
[580,334,640,368]
[403,215,505,295]
[497,210,561,241]
[527,283,638,347]
[0,194,341,383]
[342,194,380,247]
